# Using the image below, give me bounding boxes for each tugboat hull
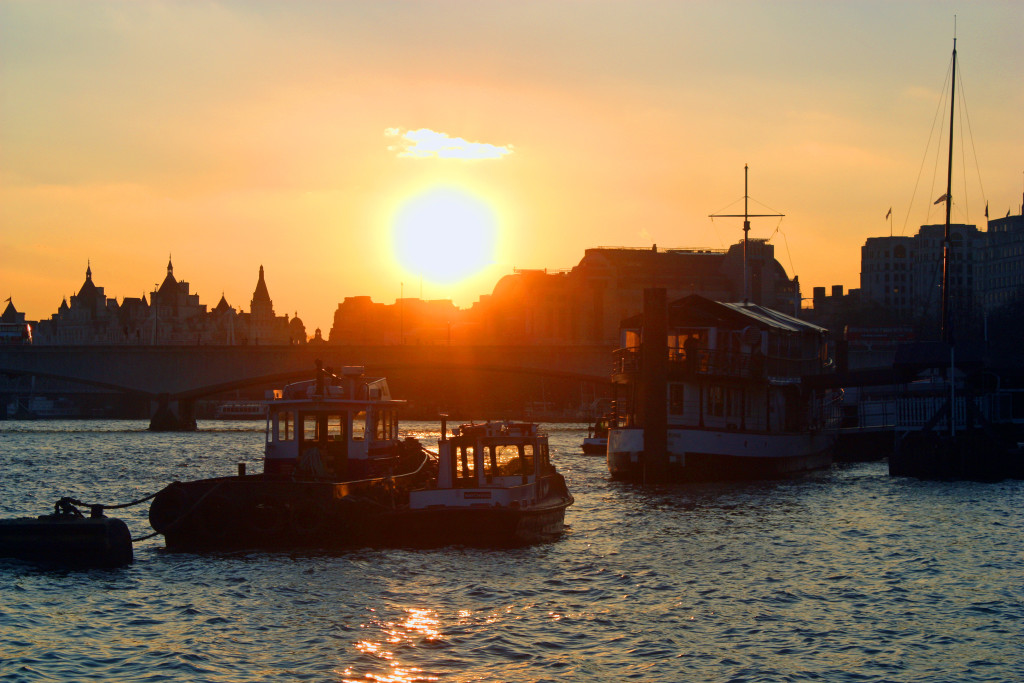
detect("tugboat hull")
[149,475,414,551]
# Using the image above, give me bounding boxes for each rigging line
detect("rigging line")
[957,63,988,221]
[773,222,797,278]
[927,57,954,226]
[901,54,954,236]
[749,197,786,217]
[707,196,747,217]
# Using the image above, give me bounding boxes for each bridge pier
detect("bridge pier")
[149,395,197,431]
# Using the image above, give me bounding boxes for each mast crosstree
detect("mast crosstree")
[709,164,784,304]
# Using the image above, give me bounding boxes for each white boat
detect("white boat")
[213,401,266,420]
[607,293,838,482]
[384,420,574,546]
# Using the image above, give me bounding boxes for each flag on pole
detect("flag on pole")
[933,193,950,205]
[885,207,892,219]
[985,202,989,219]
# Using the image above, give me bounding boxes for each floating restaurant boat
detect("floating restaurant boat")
[148,363,433,550]
[382,419,574,546]
[607,291,839,482]
[148,364,574,549]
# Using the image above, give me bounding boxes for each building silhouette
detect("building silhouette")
[33,260,305,345]
[327,240,801,345]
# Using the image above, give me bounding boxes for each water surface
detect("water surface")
[1,420,1022,682]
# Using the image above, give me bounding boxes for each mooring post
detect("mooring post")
[640,288,669,482]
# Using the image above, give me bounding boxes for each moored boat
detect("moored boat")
[581,414,610,455]
[607,291,838,482]
[887,39,1024,480]
[148,363,433,550]
[383,419,574,546]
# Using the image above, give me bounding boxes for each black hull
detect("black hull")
[150,475,571,551]
[0,516,133,567]
[891,430,1024,481]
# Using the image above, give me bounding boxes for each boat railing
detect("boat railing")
[613,347,820,380]
[896,393,1008,431]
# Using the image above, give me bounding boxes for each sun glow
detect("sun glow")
[391,187,498,286]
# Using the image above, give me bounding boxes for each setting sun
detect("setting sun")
[391,186,498,285]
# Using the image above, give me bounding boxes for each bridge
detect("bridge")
[0,344,616,429]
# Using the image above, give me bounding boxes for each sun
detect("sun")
[391,186,497,285]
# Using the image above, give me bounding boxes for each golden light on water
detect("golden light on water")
[391,186,498,287]
[341,608,443,683]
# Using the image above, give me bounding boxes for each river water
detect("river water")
[1,419,1022,682]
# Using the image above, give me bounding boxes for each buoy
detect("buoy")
[0,499,134,568]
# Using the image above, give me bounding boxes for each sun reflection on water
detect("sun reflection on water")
[341,608,443,683]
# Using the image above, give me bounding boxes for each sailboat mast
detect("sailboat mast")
[743,164,751,303]
[940,38,957,344]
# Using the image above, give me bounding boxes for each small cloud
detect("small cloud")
[385,128,513,160]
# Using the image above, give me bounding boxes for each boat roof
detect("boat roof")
[269,365,405,407]
[451,421,543,440]
[620,294,828,336]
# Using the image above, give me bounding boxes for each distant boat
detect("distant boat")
[213,401,266,420]
[581,414,610,455]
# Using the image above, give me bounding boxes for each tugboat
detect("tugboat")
[148,363,433,550]
[384,419,574,546]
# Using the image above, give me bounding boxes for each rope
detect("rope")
[53,490,165,544]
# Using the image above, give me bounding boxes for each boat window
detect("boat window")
[727,388,742,418]
[459,445,475,480]
[521,444,535,475]
[669,384,685,415]
[278,411,294,441]
[707,385,725,417]
[353,410,366,441]
[302,414,318,442]
[374,409,394,441]
[493,444,522,476]
[326,414,345,441]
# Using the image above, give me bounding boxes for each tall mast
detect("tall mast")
[710,164,784,304]
[940,38,957,344]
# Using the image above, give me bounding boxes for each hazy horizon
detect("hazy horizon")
[2,1,1022,332]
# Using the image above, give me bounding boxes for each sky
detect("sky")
[2,1,1022,334]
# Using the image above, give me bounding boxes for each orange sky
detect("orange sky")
[2,1,1022,333]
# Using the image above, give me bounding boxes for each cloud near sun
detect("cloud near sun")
[385,128,513,160]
